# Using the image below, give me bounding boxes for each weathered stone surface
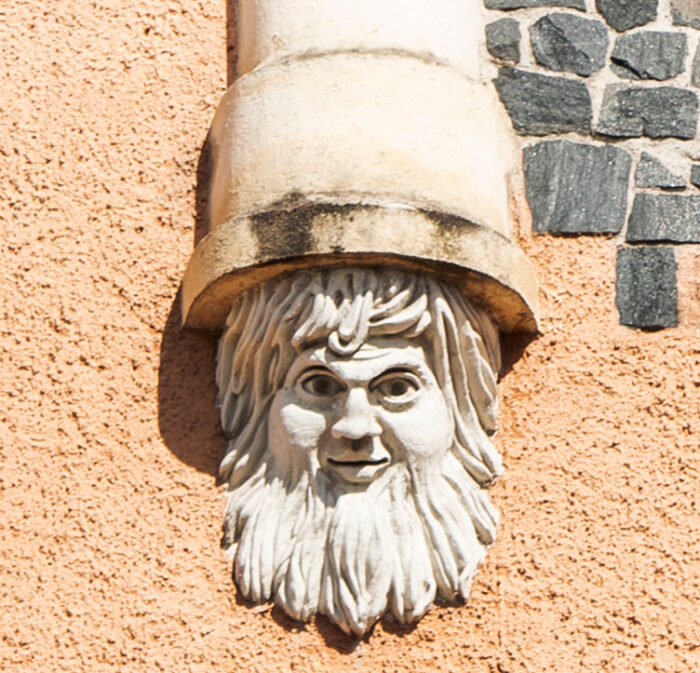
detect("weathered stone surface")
[671,0,700,30]
[486,18,521,63]
[611,32,687,81]
[530,13,608,77]
[238,0,487,79]
[692,44,700,87]
[690,164,700,188]
[616,247,677,329]
[596,0,658,33]
[523,140,631,234]
[485,0,585,9]
[494,68,592,135]
[597,85,698,139]
[635,152,685,190]
[627,193,700,243]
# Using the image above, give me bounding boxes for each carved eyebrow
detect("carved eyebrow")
[296,364,335,379]
[369,367,420,387]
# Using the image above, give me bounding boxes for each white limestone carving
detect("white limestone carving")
[216,267,503,635]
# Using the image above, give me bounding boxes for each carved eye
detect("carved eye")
[301,373,343,397]
[372,372,420,404]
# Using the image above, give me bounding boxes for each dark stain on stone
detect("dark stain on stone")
[250,199,368,261]
[250,208,314,260]
[425,210,480,237]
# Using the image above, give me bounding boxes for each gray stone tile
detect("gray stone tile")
[494,68,592,135]
[635,152,685,190]
[486,18,521,63]
[616,247,677,329]
[485,0,585,9]
[531,13,608,77]
[524,140,631,233]
[597,85,698,139]
[596,0,658,33]
[611,31,687,81]
[627,193,700,242]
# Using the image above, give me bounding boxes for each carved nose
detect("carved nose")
[331,388,381,440]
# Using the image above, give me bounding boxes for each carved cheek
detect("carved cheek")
[274,400,329,455]
[381,390,452,461]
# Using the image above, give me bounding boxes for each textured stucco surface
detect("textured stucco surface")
[1,2,699,672]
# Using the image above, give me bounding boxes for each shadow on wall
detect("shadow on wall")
[158,132,224,477]
[231,588,421,652]
[157,295,223,476]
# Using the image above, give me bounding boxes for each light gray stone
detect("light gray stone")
[611,32,688,81]
[523,140,631,234]
[627,193,700,243]
[485,0,585,9]
[494,68,592,136]
[671,0,700,30]
[486,18,521,63]
[596,0,658,32]
[635,152,685,190]
[616,248,677,329]
[530,13,608,77]
[597,85,698,139]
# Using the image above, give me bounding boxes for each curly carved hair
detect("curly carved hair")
[215,267,502,491]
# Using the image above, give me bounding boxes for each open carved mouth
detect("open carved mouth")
[327,457,390,467]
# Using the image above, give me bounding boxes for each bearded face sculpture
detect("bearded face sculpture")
[215,267,503,635]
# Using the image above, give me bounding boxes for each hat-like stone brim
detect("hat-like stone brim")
[181,204,539,334]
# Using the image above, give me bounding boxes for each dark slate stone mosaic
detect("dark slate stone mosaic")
[485,0,585,9]
[482,0,699,330]
[494,68,592,135]
[523,140,631,234]
[611,31,688,81]
[627,193,700,243]
[616,247,678,329]
[596,0,658,33]
[635,152,685,190]
[486,18,521,63]
[531,13,608,77]
[597,85,698,139]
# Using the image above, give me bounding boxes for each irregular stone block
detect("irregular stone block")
[485,0,585,9]
[523,140,631,234]
[627,193,700,243]
[530,13,608,77]
[597,85,698,139]
[635,152,685,190]
[611,31,687,81]
[691,164,700,188]
[486,18,521,63]
[494,68,592,135]
[616,247,677,329]
[596,0,658,33]
[692,44,700,87]
[671,0,700,30]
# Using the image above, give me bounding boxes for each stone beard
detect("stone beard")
[215,267,503,635]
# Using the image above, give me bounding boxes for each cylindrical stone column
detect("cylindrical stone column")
[182,0,539,334]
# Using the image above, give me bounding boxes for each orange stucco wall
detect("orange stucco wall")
[1,2,698,672]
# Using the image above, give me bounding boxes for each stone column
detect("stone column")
[182,0,538,333]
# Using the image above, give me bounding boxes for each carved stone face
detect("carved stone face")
[269,338,452,488]
[216,268,503,635]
